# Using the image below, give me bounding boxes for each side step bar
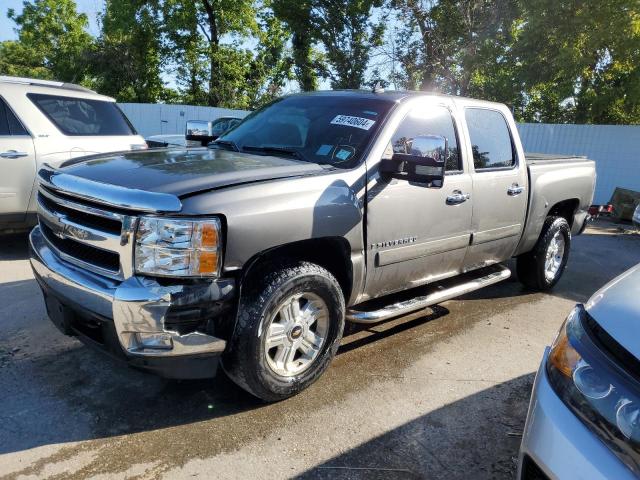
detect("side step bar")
[346,264,511,324]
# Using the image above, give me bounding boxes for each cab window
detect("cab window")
[465,108,515,170]
[387,105,461,172]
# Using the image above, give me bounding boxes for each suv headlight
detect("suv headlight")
[134,217,222,277]
[547,305,640,474]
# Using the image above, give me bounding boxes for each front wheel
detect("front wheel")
[223,261,345,402]
[517,216,571,291]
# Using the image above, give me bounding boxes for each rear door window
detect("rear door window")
[0,97,28,136]
[28,93,136,136]
[465,108,515,170]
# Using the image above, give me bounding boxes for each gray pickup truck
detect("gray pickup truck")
[30,90,595,401]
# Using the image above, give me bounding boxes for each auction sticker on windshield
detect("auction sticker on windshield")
[331,115,376,131]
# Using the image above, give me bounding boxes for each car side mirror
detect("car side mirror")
[185,120,215,146]
[379,135,447,188]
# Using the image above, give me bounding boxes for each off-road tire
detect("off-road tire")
[223,260,345,402]
[517,216,571,291]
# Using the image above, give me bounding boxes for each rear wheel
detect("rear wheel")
[223,261,345,402]
[517,216,571,291]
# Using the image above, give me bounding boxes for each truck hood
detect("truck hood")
[59,148,326,197]
[585,263,640,360]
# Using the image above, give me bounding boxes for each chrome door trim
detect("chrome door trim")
[376,233,471,267]
[472,224,522,245]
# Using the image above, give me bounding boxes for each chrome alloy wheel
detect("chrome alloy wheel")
[264,292,329,377]
[544,231,566,281]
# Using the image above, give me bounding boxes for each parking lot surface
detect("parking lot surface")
[1,222,639,480]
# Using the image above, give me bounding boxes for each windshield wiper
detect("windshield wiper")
[209,139,239,152]
[242,145,308,162]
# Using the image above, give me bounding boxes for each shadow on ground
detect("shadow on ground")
[298,373,535,480]
[0,233,30,261]
[0,292,452,457]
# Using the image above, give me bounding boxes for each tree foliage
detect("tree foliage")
[310,0,385,89]
[514,0,640,123]
[1,0,639,124]
[91,0,167,103]
[0,0,93,83]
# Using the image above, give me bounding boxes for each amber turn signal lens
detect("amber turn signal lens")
[200,223,219,248]
[198,251,218,274]
[549,320,582,377]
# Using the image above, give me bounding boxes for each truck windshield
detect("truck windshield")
[27,93,137,136]
[213,95,394,167]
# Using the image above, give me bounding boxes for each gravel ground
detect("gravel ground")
[1,221,639,480]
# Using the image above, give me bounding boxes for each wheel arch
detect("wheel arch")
[548,198,580,227]
[238,237,354,304]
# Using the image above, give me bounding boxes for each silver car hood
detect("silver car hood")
[585,263,640,359]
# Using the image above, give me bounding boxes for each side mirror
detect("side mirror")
[379,135,447,187]
[185,120,215,146]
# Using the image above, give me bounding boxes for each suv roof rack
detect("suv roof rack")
[0,75,97,94]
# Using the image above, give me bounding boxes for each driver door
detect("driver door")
[364,100,473,300]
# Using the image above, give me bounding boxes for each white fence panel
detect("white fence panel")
[517,123,640,204]
[118,103,249,138]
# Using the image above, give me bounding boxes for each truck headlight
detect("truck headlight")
[547,305,640,473]
[134,217,222,277]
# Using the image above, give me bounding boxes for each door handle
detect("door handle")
[507,184,524,196]
[0,150,29,159]
[446,190,471,205]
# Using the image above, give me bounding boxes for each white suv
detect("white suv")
[0,76,147,232]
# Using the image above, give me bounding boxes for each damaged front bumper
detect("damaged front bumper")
[29,226,235,379]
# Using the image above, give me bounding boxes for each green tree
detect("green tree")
[514,0,640,124]
[197,0,257,106]
[272,0,319,91]
[162,0,209,104]
[0,0,93,83]
[387,0,519,98]
[245,7,294,107]
[311,0,385,89]
[162,0,291,108]
[91,0,167,103]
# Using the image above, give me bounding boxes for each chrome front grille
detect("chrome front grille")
[35,165,183,281]
[36,187,136,280]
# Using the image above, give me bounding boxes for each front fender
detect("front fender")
[179,167,367,271]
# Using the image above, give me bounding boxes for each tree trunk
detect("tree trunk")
[202,0,221,107]
[292,31,317,91]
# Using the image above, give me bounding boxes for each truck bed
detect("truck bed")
[525,152,588,164]
[515,153,596,256]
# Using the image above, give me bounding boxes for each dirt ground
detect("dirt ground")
[1,221,639,480]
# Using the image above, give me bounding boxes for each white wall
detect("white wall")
[118,103,639,205]
[517,123,640,204]
[118,103,248,138]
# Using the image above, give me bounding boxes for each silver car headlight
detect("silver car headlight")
[134,217,222,277]
[547,305,640,473]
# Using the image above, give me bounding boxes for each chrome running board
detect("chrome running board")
[346,264,511,324]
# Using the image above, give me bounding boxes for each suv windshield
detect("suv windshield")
[28,93,137,136]
[213,95,394,168]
